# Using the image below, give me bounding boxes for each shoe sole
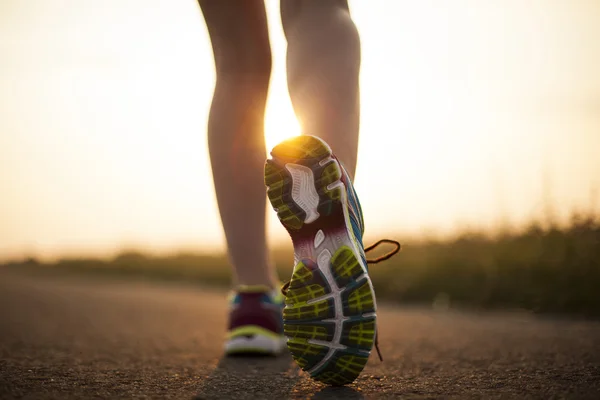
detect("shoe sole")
[264,135,376,386]
[225,332,288,356]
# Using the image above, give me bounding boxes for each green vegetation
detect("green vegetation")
[370,213,600,317]
[4,213,599,317]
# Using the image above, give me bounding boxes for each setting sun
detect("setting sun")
[1,2,599,397]
[263,95,302,153]
[1,0,600,261]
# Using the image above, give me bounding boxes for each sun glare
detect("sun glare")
[264,93,302,152]
[2,0,600,261]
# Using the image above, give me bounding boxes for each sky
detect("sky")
[1,0,600,261]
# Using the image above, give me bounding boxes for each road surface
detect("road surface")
[1,268,599,399]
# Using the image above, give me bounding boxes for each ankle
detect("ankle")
[233,277,280,292]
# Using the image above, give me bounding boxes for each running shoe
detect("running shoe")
[224,285,287,356]
[264,135,399,385]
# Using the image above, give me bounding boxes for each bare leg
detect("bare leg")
[199,0,278,288]
[280,0,361,179]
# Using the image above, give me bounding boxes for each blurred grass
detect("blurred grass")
[3,212,599,317]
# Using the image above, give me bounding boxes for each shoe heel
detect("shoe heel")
[265,135,344,232]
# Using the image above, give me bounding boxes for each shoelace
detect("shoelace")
[280,238,401,363]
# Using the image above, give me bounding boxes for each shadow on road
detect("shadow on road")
[310,386,365,399]
[193,354,366,400]
[193,353,301,400]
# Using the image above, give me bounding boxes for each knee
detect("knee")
[281,0,351,37]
